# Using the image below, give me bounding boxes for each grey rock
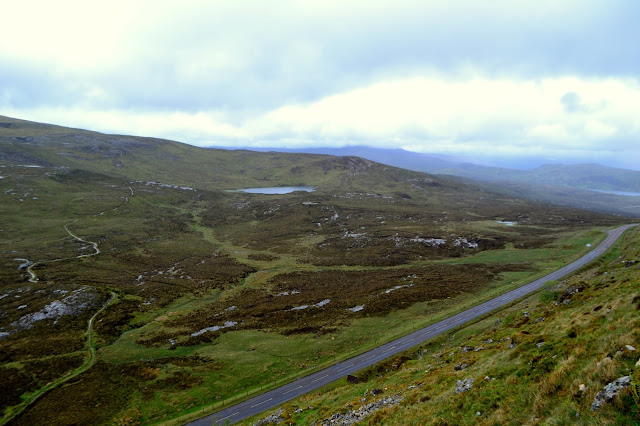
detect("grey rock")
[454,363,470,371]
[314,394,404,425]
[254,408,284,425]
[455,378,475,394]
[590,376,631,411]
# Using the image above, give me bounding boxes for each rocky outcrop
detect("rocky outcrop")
[591,376,631,411]
[254,408,284,425]
[313,395,404,425]
[455,378,475,394]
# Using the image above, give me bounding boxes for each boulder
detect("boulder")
[590,376,631,411]
[455,378,475,394]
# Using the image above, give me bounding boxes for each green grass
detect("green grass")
[248,226,640,425]
[0,115,631,425]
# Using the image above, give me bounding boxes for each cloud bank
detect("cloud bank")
[2,1,639,168]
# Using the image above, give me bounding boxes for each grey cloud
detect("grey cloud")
[561,92,583,113]
[4,1,640,113]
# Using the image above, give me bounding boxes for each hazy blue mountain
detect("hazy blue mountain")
[212,145,640,216]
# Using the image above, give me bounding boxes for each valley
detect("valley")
[0,116,634,425]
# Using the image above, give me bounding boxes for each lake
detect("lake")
[236,186,316,194]
[587,189,640,197]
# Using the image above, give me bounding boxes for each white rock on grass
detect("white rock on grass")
[455,378,475,394]
[590,376,631,411]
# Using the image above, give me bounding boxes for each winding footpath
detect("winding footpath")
[13,186,133,283]
[5,291,117,425]
[188,224,638,426]
[6,186,133,422]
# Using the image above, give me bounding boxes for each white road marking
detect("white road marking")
[311,375,329,383]
[381,346,396,353]
[337,364,354,372]
[283,386,303,395]
[250,398,272,408]
[218,412,240,421]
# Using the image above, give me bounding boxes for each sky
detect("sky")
[2,0,640,169]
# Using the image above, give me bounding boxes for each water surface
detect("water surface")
[587,189,640,197]
[237,186,315,194]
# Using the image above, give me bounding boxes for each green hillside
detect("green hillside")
[437,162,640,192]
[247,226,640,425]
[0,116,630,424]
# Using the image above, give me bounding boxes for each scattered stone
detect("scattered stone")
[461,345,474,353]
[534,317,545,324]
[476,411,481,416]
[254,408,284,425]
[625,345,636,351]
[315,394,404,425]
[474,346,484,352]
[454,363,469,371]
[559,284,584,303]
[579,384,586,392]
[591,376,631,411]
[536,341,545,348]
[455,378,475,394]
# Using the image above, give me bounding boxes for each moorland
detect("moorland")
[245,224,640,425]
[0,115,631,424]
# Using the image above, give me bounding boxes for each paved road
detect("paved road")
[188,224,637,426]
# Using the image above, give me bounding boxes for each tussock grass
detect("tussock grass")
[251,227,640,425]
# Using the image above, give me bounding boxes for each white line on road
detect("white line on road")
[311,375,329,383]
[250,398,272,408]
[218,412,240,421]
[381,346,396,353]
[283,386,303,395]
[337,364,354,372]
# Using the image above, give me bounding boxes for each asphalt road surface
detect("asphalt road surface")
[188,224,637,426]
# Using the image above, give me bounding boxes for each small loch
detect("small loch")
[236,186,316,194]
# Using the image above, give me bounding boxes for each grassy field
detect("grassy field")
[244,226,640,425]
[0,115,631,424]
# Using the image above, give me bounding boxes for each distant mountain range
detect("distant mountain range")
[218,146,640,216]
[226,146,640,192]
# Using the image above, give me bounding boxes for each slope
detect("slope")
[0,116,628,424]
[248,225,640,425]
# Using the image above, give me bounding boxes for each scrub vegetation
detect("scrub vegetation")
[248,227,640,425]
[0,116,630,424]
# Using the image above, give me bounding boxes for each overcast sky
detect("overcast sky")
[2,0,640,169]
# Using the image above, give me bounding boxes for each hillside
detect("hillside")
[440,163,640,193]
[259,146,640,217]
[248,226,640,425]
[0,116,629,424]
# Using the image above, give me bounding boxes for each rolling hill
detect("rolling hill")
[0,115,632,425]
[245,146,640,217]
